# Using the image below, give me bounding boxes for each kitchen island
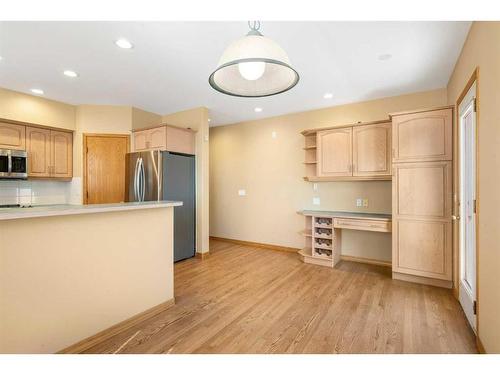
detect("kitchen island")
[0,201,182,353]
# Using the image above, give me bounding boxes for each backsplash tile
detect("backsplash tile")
[0,179,73,206]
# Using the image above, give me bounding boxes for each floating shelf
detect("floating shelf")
[301,230,312,237]
[303,161,317,164]
[303,146,317,150]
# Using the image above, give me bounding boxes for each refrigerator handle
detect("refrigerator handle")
[134,157,141,201]
[139,157,145,202]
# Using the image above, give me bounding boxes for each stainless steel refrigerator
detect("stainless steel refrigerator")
[125,150,195,262]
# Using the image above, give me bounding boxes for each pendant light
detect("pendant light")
[209,21,300,97]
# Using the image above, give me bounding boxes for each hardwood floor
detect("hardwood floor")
[83,240,477,354]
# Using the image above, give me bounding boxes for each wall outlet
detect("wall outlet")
[313,183,318,192]
[271,131,277,139]
[313,197,320,205]
[363,199,369,207]
[238,189,246,196]
[356,198,362,207]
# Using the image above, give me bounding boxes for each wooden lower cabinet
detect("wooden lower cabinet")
[26,126,72,179]
[392,219,452,280]
[392,162,453,283]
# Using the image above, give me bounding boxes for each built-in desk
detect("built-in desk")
[298,210,392,268]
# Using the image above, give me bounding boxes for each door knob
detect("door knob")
[452,215,460,220]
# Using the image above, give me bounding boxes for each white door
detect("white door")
[458,81,477,332]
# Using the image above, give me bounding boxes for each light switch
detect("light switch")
[313,183,318,192]
[363,199,369,207]
[356,198,362,207]
[271,131,277,139]
[238,189,246,196]
[313,197,320,205]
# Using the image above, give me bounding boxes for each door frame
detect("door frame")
[453,67,480,336]
[83,133,130,204]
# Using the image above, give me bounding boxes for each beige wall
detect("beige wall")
[209,89,447,261]
[73,105,133,179]
[0,87,76,130]
[447,21,500,353]
[132,107,162,130]
[162,107,210,254]
[0,207,174,353]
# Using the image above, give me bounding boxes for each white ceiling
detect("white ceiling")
[0,21,470,126]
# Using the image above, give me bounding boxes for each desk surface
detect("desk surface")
[299,210,392,221]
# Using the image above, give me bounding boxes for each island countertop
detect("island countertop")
[0,200,183,221]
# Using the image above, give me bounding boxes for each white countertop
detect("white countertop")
[0,201,183,221]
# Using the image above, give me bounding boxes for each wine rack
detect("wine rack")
[299,215,341,268]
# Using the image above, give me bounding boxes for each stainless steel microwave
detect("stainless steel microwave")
[0,149,28,179]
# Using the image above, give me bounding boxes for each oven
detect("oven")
[0,149,28,179]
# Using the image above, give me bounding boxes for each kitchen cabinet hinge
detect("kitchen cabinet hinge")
[473,199,477,214]
[473,300,477,315]
[473,98,477,113]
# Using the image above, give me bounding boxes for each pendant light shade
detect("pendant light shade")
[209,22,299,97]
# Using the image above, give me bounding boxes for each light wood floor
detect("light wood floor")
[83,240,477,354]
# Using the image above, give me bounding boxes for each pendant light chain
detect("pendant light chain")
[248,21,261,32]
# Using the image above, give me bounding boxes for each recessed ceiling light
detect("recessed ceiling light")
[378,53,392,61]
[30,88,44,95]
[63,70,79,78]
[254,107,263,113]
[323,92,333,99]
[115,39,133,49]
[0,56,3,61]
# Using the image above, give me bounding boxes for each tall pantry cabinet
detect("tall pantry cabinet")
[390,107,453,287]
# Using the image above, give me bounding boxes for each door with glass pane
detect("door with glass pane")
[459,81,477,332]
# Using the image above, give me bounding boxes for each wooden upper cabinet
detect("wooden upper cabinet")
[133,125,195,155]
[51,131,73,178]
[392,108,452,163]
[133,131,148,151]
[0,122,26,150]
[317,128,352,177]
[26,127,51,177]
[133,127,167,151]
[26,127,72,179]
[166,126,195,155]
[149,127,167,149]
[353,122,391,176]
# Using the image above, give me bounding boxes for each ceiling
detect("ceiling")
[0,21,471,126]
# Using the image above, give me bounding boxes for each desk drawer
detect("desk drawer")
[333,218,391,233]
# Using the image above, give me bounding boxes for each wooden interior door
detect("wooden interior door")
[51,130,73,178]
[392,161,453,280]
[392,108,452,163]
[353,122,391,176]
[0,122,26,150]
[84,134,130,204]
[26,126,51,177]
[317,128,352,177]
